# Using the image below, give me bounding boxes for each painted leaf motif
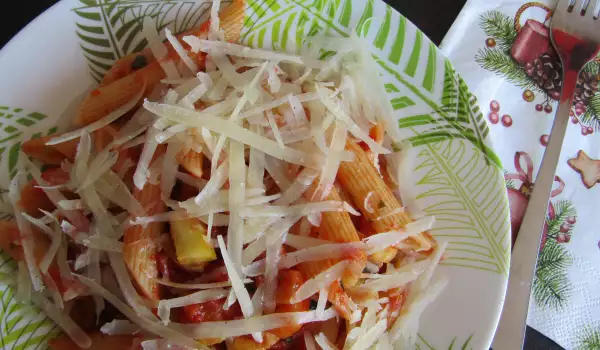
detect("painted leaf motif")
[0,252,59,350]
[0,107,55,181]
[73,0,212,82]
[416,333,474,350]
[412,138,510,275]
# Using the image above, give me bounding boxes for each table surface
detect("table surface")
[0,1,564,349]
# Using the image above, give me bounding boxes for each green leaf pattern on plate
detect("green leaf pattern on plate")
[0,107,55,180]
[0,252,59,350]
[73,0,215,82]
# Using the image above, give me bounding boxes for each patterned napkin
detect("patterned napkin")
[440,0,600,348]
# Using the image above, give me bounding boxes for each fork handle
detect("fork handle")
[492,90,575,349]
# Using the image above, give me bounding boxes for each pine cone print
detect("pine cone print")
[574,71,599,105]
[525,53,562,100]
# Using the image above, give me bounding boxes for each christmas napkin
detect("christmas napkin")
[440,0,600,348]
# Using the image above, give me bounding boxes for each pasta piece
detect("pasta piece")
[297,261,354,320]
[18,180,54,218]
[0,220,49,264]
[270,269,310,339]
[123,162,166,300]
[93,124,120,153]
[101,51,156,86]
[21,135,73,165]
[219,0,246,43]
[304,182,365,287]
[0,220,81,298]
[48,332,139,350]
[177,149,204,179]
[74,61,164,127]
[22,125,123,165]
[337,140,434,261]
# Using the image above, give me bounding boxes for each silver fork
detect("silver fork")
[492,1,600,349]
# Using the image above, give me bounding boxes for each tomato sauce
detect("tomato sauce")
[181,298,241,324]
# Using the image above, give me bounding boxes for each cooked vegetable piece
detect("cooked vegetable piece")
[170,217,217,271]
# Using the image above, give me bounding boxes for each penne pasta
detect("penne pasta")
[297,261,354,320]
[9,1,446,346]
[304,182,365,287]
[337,140,434,263]
[123,158,166,300]
[218,0,245,43]
[100,51,156,87]
[0,220,49,263]
[93,124,120,153]
[22,135,74,165]
[0,220,80,299]
[22,126,122,165]
[18,181,54,218]
[74,61,164,127]
[270,269,310,339]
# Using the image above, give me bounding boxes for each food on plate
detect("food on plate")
[2,0,447,348]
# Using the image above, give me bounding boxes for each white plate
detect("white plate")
[0,0,510,348]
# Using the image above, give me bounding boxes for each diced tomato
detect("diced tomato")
[201,260,229,283]
[270,270,310,339]
[41,167,71,186]
[182,298,241,323]
[357,124,384,152]
[275,270,304,304]
[269,328,306,350]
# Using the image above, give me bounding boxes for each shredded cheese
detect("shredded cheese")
[8,172,44,291]
[11,6,450,346]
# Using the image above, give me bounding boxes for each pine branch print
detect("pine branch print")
[533,240,571,309]
[578,326,600,350]
[479,11,517,53]
[546,200,576,239]
[580,93,600,131]
[475,48,541,93]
